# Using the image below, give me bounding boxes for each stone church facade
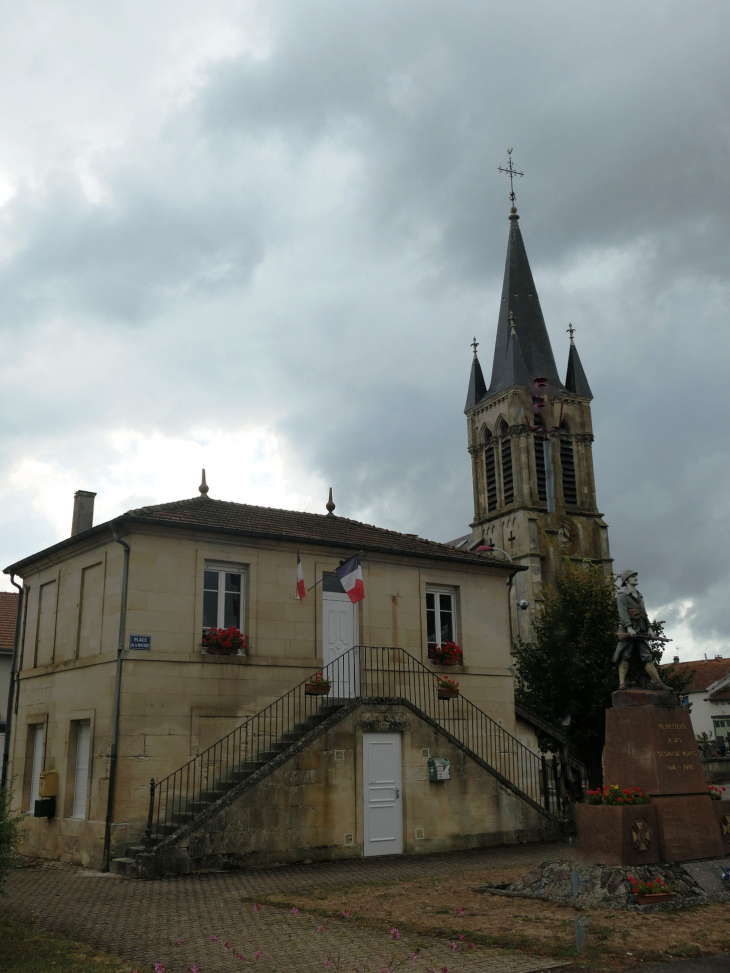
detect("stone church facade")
[455,204,612,639]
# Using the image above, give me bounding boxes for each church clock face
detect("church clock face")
[558,519,579,554]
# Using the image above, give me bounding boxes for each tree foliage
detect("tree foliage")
[514,561,694,786]
[0,780,21,895]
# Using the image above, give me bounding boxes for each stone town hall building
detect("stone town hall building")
[2,200,601,874]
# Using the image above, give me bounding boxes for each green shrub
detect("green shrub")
[0,779,22,895]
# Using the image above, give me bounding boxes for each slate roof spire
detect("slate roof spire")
[564,324,593,399]
[464,336,487,412]
[486,207,563,398]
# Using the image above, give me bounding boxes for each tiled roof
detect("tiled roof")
[123,496,516,568]
[0,591,19,650]
[708,686,730,701]
[660,657,730,693]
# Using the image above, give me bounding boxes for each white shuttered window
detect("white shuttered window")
[72,722,91,819]
[29,724,44,810]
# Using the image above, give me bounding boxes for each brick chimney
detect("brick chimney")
[71,490,97,535]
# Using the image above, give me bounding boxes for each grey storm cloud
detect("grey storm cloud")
[0,0,729,657]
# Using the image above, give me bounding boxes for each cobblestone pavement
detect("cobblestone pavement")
[6,842,574,973]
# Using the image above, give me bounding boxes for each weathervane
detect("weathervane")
[498,148,524,206]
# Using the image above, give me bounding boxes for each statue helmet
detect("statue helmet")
[620,569,638,585]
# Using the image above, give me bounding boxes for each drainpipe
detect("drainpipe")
[1,576,24,790]
[102,521,130,872]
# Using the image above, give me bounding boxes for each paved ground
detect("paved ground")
[5,842,575,973]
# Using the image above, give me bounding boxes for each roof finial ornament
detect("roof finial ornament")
[498,148,524,218]
[508,310,517,337]
[325,487,336,516]
[567,322,576,344]
[199,469,209,497]
[471,336,479,358]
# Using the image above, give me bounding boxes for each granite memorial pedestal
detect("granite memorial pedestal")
[578,688,723,863]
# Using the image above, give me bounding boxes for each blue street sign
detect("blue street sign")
[129,635,151,650]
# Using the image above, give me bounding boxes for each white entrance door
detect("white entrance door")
[363,732,403,857]
[322,586,358,697]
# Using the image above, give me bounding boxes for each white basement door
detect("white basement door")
[72,721,91,818]
[362,732,403,857]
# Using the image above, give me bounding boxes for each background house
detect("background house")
[663,656,730,747]
[0,591,19,757]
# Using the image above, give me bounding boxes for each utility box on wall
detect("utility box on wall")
[39,770,58,797]
[428,757,450,781]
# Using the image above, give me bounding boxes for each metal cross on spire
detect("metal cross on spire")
[567,322,575,343]
[498,148,524,206]
[471,336,479,357]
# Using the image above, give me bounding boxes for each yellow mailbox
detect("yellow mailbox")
[38,770,58,797]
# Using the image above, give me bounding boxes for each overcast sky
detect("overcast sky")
[1,1,729,661]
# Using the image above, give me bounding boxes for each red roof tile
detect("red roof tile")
[0,591,19,650]
[660,657,730,693]
[123,496,517,568]
[707,686,730,701]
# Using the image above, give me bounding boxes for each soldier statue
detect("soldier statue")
[613,569,671,691]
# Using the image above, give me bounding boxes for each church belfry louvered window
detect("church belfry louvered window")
[484,431,498,512]
[499,423,514,505]
[560,422,578,505]
[533,420,547,503]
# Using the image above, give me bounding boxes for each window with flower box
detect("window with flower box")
[426,587,458,659]
[202,563,245,634]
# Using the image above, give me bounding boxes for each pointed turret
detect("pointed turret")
[464,336,487,412]
[564,329,593,399]
[501,311,529,388]
[487,209,563,397]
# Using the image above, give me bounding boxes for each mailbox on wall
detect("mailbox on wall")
[428,757,450,781]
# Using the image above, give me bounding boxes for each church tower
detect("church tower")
[462,196,612,640]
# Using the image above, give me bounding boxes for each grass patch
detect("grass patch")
[0,914,137,973]
[245,863,730,970]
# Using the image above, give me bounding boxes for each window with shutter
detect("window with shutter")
[560,423,578,505]
[28,724,44,810]
[484,433,498,512]
[500,427,514,505]
[72,721,91,819]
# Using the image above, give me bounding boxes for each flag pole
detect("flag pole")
[302,550,365,595]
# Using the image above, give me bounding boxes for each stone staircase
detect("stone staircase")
[110,698,350,875]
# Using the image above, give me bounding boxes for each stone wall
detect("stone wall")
[156,702,556,874]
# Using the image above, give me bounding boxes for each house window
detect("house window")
[203,564,245,632]
[28,723,44,811]
[72,721,91,819]
[713,718,729,748]
[426,588,457,658]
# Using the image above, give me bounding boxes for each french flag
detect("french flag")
[296,552,306,601]
[336,554,365,604]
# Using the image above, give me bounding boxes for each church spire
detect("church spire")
[564,324,593,398]
[464,336,487,412]
[486,207,563,398]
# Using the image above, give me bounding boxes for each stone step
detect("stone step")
[110,857,137,876]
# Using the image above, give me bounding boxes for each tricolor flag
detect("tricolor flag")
[335,554,365,604]
[296,552,306,601]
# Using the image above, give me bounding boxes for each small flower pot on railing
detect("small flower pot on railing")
[437,676,459,700]
[305,672,331,696]
[202,628,249,655]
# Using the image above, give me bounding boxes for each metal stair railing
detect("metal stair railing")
[147,644,581,844]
